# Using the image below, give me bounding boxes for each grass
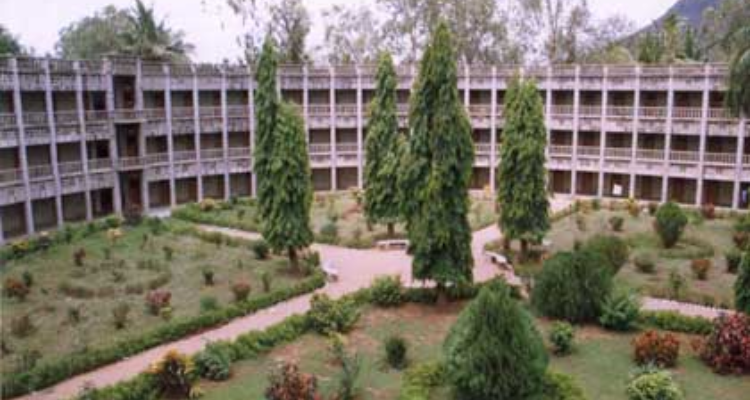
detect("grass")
[197,302,750,400]
[0,219,307,376]
[485,208,740,308]
[174,192,498,248]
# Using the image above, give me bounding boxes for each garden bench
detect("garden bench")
[376,239,409,251]
[322,261,339,282]
[484,250,510,267]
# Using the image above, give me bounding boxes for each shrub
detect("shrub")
[199,198,218,211]
[583,235,630,274]
[3,277,29,301]
[202,267,215,286]
[626,198,640,217]
[318,220,340,244]
[549,322,575,355]
[308,293,360,335]
[654,202,688,248]
[531,249,613,323]
[637,311,713,335]
[370,275,403,307]
[200,296,219,313]
[626,369,683,400]
[647,202,659,215]
[112,303,131,330]
[328,333,347,364]
[10,314,35,338]
[148,350,195,397]
[384,335,408,369]
[634,253,656,274]
[697,313,750,374]
[736,251,750,314]
[261,271,273,293]
[194,343,231,381]
[538,371,588,400]
[335,351,362,400]
[667,268,686,300]
[73,248,87,266]
[145,290,172,315]
[162,245,173,261]
[701,203,716,220]
[399,362,445,400]
[265,362,319,400]
[252,240,270,260]
[690,258,712,280]
[21,270,33,288]
[599,289,641,331]
[445,281,548,399]
[725,250,742,273]
[231,281,251,302]
[609,216,625,232]
[632,330,680,368]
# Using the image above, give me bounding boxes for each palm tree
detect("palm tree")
[123,0,194,61]
[727,25,750,117]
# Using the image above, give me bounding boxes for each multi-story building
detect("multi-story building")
[0,57,748,243]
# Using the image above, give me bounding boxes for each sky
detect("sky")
[0,0,678,62]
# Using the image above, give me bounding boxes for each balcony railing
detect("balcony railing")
[88,158,112,171]
[708,108,732,120]
[23,112,48,126]
[335,143,358,153]
[639,107,667,119]
[309,143,331,154]
[475,143,492,154]
[27,164,53,179]
[604,147,632,159]
[0,113,16,127]
[172,107,195,119]
[335,104,357,116]
[118,156,146,169]
[308,105,330,115]
[173,150,197,162]
[85,110,109,122]
[551,105,574,116]
[606,106,633,118]
[199,107,223,119]
[228,147,251,158]
[636,149,665,161]
[226,105,247,118]
[577,146,601,157]
[703,152,736,165]
[744,155,750,165]
[549,145,573,156]
[200,148,224,160]
[54,111,79,125]
[58,161,83,176]
[144,153,170,165]
[672,107,702,120]
[669,150,700,162]
[468,105,491,117]
[578,105,601,117]
[0,168,23,184]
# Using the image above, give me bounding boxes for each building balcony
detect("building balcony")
[0,168,23,185]
[27,164,54,181]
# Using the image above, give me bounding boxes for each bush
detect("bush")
[637,311,713,335]
[261,271,273,293]
[21,270,33,288]
[690,258,712,280]
[335,350,362,400]
[202,267,215,286]
[265,362,319,400]
[112,303,131,330]
[697,313,750,375]
[162,245,173,261]
[384,335,408,369]
[537,371,588,400]
[583,235,630,274]
[10,314,35,338]
[398,362,445,400]
[445,281,548,399]
[370,275,403,307]
[609,216,625,232]
[725,250,742,273]
[667,268,686,300]
[654,202,688,248]
[3,277,29,301]
[701,203,716,220]
[736,251,750,314]
[199,296,219,313]
[647,202,659,215]
[148,350,195,397]
[632,330,680,368]
[634,253,656,274]
[626,369,683,400]
[145,290,171,315]
[73,248,87,266]
[194,343,231,381]
[252,240,270,260]
[231,281,251,302]
[308,293,360,335]
[318,220,339,244]
[531,249,614,323]
[549,322,575,355]
[599,289,641,331]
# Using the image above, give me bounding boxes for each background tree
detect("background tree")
[0,25,27,56]
[320,4,383,65]
[122,0,193,61]
[726,24,750,117]
[399,22,474,295]
[261,102,314,270]
[364,52,402,236]
[267,0,310,64]
[496,77,549,258]
[637,31,664,64]
[444,281,548,399]
[661,13,683,63]
[736,250,750,314]
[254,39,279,236]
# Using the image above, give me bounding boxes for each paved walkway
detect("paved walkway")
[16,200,732,399]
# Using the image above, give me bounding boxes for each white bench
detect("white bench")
[376,239,409,251]
[484,251,509,267]
[322,261,339,282]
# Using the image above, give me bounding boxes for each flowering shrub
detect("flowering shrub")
[231,281,251,302]
[632,330,680,368]
[148,350,196,397]
[3,277,29,301]
[265,362,321,400]
[697,314,750,375]
[145,290,172,315]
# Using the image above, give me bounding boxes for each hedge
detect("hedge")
[0,271,326,398]
[637,311,714,335]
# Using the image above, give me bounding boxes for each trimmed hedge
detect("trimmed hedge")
[1,270,326,398]
[637,311,713,335]
[171,200,260,232]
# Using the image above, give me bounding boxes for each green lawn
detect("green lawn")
[197,303,750,400]
[173,192,498,248]
[0,220,306,376]
[487,208,740,308]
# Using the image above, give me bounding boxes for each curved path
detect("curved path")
[15,201,732,400]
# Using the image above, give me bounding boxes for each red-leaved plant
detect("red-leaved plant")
[265,362,322,400]
[694,314,750,375]
[632,330,681,368]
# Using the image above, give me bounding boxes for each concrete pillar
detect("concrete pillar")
[570,66,581,196]
[192,65,204,201]
[10,58,35,234]
[629,65,641,198]
[135,59,149,213]
[355,66,364,189]
[329,66,337,191]
[220,67,230,200]
[303,65,309,140]
[73,61,93,221]
[597,67,608,198]
[42,58,64,228]
[248,65,256,197]
[464,64,470,108]
[164,64,177,207]
[104,59,123,214]
[661,67,675,203]
[489,66,498,193]
[695,64,711,206]
[733,118,746,209]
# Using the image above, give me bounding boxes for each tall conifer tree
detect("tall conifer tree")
[364,52,402,236]
[254,39,279,222]
[497,77,549,258]
[400,22,474,292]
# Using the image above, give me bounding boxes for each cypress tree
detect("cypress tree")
[444,281,549,400]
[254,39,279,222]
[399,21,474,292]
[364,52,402,236]
[736,250,750,314]
[262,102,314,270]
[496,77,550,258]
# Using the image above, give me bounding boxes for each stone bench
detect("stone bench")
[376,239,409,251]
[322,261,339,282]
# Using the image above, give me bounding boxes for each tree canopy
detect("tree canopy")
[0,25,27,56]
